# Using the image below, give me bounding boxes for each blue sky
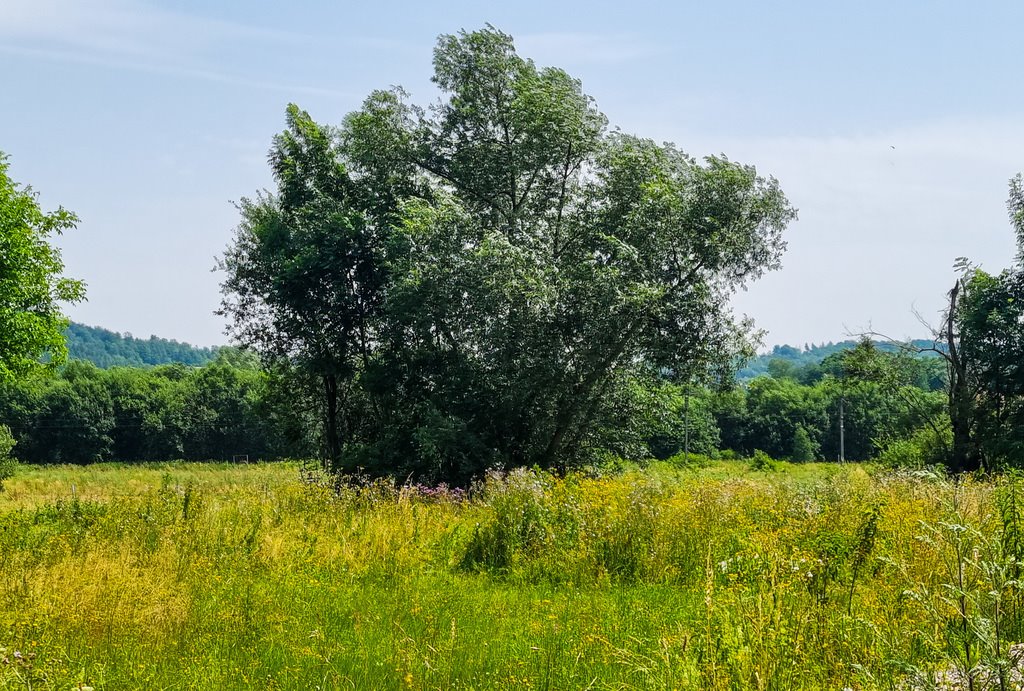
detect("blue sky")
[2,0,1023,348]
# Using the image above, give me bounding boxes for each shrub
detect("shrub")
[0,424,16,492]
[791,425,816,462]
[460,468,554,571]
[877,425,950,467]
[664,450,714,469]
[749,449,778,472]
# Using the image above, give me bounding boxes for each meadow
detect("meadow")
[0,459,1021,690]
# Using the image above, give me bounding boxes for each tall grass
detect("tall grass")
[0,461,1020,689]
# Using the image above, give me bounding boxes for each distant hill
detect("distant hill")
[738,339,941,380]
[64,322,221,368]
[63,323,941,375]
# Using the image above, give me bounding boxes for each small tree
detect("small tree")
[906,176,1024,471]
[0,153,85,381]
[862,175,1024,472]
[0,424,16,492]
[791,425,816,462]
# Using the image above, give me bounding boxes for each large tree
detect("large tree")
[220,27,795,483]
[0,153,85,382]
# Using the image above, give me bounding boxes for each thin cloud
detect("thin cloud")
[0,0,410,63]
[0,0,379,98]
[0,0,382,101]
[0,0,305,60]
[0,44,355,100]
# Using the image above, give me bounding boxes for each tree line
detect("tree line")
[737,339,944,381]
[0,338,946,467]
[0,353,289,464]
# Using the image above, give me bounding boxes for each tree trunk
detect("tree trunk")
[324,374,341,472]
[541,322,640,464]
[946,280,981,472]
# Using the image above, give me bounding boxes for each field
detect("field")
[0,460,1021,690]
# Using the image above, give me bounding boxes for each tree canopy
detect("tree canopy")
[219,27,795,484]
[0,153,85,382]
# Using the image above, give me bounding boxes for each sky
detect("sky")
[2,0,1023,350]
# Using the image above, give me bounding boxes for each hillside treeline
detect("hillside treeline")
[737,339,943,381]
[0,340,946,465]
[65,322,220,368]
[0,352,291,464]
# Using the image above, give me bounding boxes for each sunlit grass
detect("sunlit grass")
[0,460,1018,689]
[0,461,296,509]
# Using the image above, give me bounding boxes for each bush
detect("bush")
[0,425,17,492]
[664,450,714,469]
[749,449,779,472]
[877,425,951,468]
[791,425,816,462]
[460,468,554,571]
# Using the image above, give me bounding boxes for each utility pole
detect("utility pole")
[683,379,691,464]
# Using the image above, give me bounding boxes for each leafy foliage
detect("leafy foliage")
[791,425,816,462]
[0,424,15,491]
[956,261,1024,468]
[220,27,794,484]
[218,104,392,469]
[0,153,85,381]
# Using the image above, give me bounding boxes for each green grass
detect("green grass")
[0,460,1020,689]
[0,461,294,509]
